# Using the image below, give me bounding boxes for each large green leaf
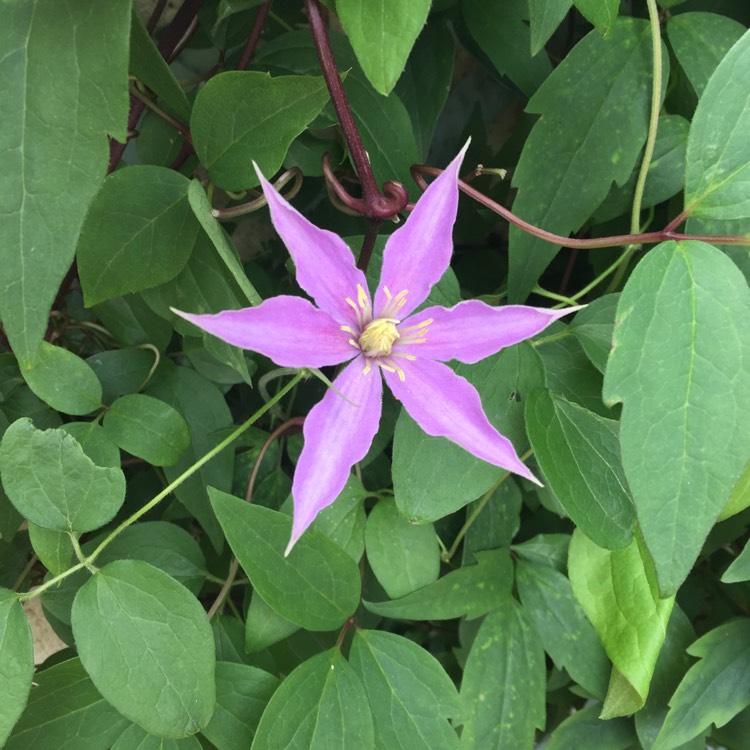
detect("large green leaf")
[667,12,746,99]
[392,343,544,522]
[77,166,201,306]
[0,590,34,747]
[211,490,361,631]
[71,560,215,738]
[365,548,512,621]
[460,601,546,749]
[191,71,330,190]
[516,560,609,698]
[364,498,440,599]
[684,29,750,221]
[0,418,125,533]
[111,726,202,749]
[0,0,130,363]
[252,649,373,749]
[508,19,659,301]
[203,662,279,749]
[349,630,460,750]
[569,294,619,373]
[336,0,431,96]
[655,619,750,750]
[5,658,128,750]
[463,0,552,97]
[568,530,674,717]
[602,241,750,595]
[525,389,634,549]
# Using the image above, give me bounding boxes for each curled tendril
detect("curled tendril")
[211,167,303,220]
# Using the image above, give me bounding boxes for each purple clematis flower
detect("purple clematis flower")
[173,143,581,553]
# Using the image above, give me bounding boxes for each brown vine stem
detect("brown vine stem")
[305,0,408,273]
[412,166,750,250]
[237,1,272,70]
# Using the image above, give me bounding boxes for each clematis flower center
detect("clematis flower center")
[359,318,400,357]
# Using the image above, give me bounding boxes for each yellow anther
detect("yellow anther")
[359,318,400,357]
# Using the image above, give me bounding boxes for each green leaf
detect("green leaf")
[508,19,659,301]
[512,533,570,572]
[77,166,201,306]
[187,180,262,306]
[594,114,690,223]
[719,458,750,520]
[93,521,207,596]
[102,394,189,467]
[684,29,750,221]
[21,343,102,416]
[529,0,572,55]
[210,490,361,631]
[722,535,750,583]
[545,705,636,750]
[667,12,746,98]
[61,422,120,468]
[0,0,130,363]
[537,324,612,417]
[310,475,367,561]
[245,589,299,653]
[0,589,34,747]
[71,560,215,738]
[602,241,750,595]
[394,21,454,158]
[0,418,125,533]
[573,0,619,34]
[393,343,544,522]
[460,601,546,749]
[143,230,253,384]
[336,0,430,95]
[202,662,279,749]
[655,619,750,750]
[111,725,202,749]
[568,530,674,717]
[463,0,552,97]
[5,657,128,750]
[525,389,634,549]
[129,8,191,121]
[349,629,459,750]
[364,548,512,621]
[252,648,373,749]
[516,560,609,698]
[569,294,619,373]
[462,480,522,563]
[86,348,156,405]
[365,498,440,598]
[191,72,329,191]
[146,364,234,552]
[27,523,75,575]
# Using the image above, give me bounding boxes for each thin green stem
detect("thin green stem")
[532,285,578,307]
[608,0,662,291]
[19,371,306,602]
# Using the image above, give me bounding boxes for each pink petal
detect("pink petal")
[255,165,370,327]
[374,141,469,320]
[383,357,541,485]
[172,296,355,368]
[396,301,585,363]
[287,359,383,553]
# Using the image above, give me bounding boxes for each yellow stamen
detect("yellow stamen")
[359,318,400,357]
